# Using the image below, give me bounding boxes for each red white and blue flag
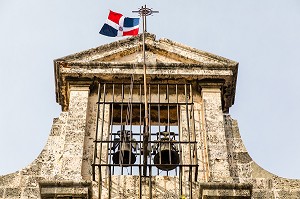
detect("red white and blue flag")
[100,10,140,37]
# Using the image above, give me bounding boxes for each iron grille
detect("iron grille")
[92,82,199,198]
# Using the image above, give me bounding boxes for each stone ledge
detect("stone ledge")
[199,182,253,198]
[39,181,92,199]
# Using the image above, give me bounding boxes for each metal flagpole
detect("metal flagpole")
[133,5,159,176]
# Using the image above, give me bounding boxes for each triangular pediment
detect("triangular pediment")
[56,33,237,67]
[54,33,238,113]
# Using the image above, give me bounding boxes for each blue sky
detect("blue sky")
[1,0,300,178]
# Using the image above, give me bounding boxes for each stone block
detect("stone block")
[4,188,21,198]
[22,188,40,198]
[207,134,226,145]
[235,189,252,196]
[228,138,247,152]
[61,157,82,179]
[252,190,275,199]
[52,113,68,125]
[50,125,62,136]
[66,119,86,132]
[211,160,230,173]
[0,173,21,187]
[37,149,54,163]
[207,145,228,160]
[63,144,83,157]
[68,108,87,119]
[205,120,225,133]
[228,165,239,178]
[251,162,274,179]
[224,128,234,139]
[230,152,252,164]
[65,131,85,144]
[52,118,62,125]
[0,188,4,198]
[272,177,300,189]
[41,162,55,176]
[22,162,42,176]
[68,102,88,118]
[247,178,268,189]
[20,176,45,188]
[237,163,252,179]
[277,190,300,199]
[210,170,231,181]
[231,120,241,138]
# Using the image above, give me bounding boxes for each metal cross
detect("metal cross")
[132,5,159,32]
[132,5,159,177]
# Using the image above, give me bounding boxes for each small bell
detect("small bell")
[112,129,136,166]
[153,131,179,171]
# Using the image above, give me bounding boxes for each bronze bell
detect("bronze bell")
[112,129,136,166]
[153,131,179,171]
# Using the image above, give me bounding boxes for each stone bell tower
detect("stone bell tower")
[1,33,300,198]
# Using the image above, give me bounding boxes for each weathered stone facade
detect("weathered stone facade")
[1,33,299,198]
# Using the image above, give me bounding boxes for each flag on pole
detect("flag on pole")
[100,10,140,37]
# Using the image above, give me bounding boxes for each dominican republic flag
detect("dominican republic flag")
[99,10,140,37]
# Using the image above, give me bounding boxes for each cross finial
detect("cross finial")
[132,5,159,32]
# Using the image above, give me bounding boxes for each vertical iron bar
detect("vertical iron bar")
[174,85,178,178]
[139,84,142,166]
[142,5,149,177]
[177,84,183,196]
[167,84,171,173]
[148,84,152,196]
[148,85,151,137]
[189,166,192,199]
[111,84,115,175]
[139,85,143,199]
[120,83,124,174]
[157,83,161,175]
[98,166,102,199]
[139,165,142,199]
[99,83,107,198]
[185,84,192,170]
[107,85,113,197]
[191,84,198,182]
[129,81,134,175]
[108,166,112,199]
[149,165,152,199]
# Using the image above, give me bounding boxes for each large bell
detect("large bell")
[153,131,179,171]
[112,129,136,166]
